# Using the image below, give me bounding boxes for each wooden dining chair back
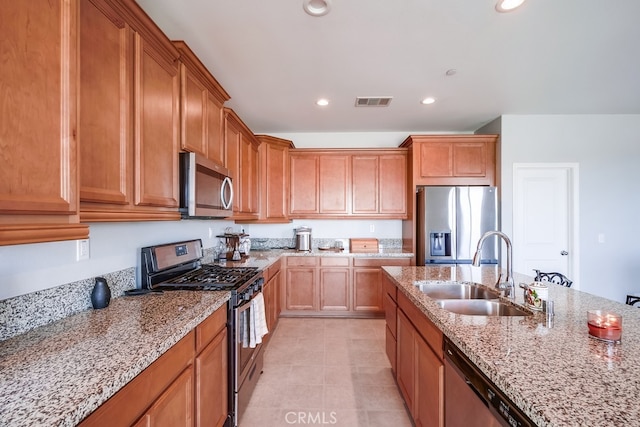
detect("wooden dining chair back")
[533,269,573,288]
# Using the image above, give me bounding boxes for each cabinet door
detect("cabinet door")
[353,268,383,313]
[352,155,379,214]
[414,335,444,427]
[240,137,259,215]
[144,366,194,427]
[319,268,350,311]
[133,33,180,208]
[319,155,350,214]
[273,269,282,323]
[260,140,289,221]
[419,142,453,178]
[285,268,317,310]
[379,153,407,215]
[79,0,132,205]
[224,117,241,213]
[195,329,228,427]
[289,154,319,214]
[452,142,489,177]
[396,310,415,414]
[179,64,207,155]
[0,0,86,242]
[207,94,225,166]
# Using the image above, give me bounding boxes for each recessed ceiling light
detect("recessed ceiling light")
[421,97,436,105]
[316,98,329,106]
[303,0,332,17]
[495,0,526,12]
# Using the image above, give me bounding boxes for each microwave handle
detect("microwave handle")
[221,176,234,210]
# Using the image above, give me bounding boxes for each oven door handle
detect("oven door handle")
[221,176,234,210]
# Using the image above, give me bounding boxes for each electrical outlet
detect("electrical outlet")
[598,233,605,244]
[76,239,90,261]
[369,224,375,232]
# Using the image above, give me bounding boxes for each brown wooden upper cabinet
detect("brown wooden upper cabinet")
[223,108,260,220]
[236,135,294,224]
[0,0,89,246]
[401,135,497,186]
[79,0,181,222]
[289,149,408,219]
[173,41,230,166]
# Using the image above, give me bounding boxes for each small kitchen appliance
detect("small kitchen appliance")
[294,226,312,251]
[140,239,265,427]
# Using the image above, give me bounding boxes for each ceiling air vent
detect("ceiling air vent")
[355,96,393,107]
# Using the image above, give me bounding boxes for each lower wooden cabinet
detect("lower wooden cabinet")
[394,290,444,427]
[134,367,194,427]
[382,272,398,374]
[353,258,411,314]
[282,256,410,317]
[262,258,282,345]
[80,305,228,427]
[319,257,350,311]
[285,257,318,311]
[194,307,228,427]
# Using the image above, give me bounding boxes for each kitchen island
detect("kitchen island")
[383,265,640,426]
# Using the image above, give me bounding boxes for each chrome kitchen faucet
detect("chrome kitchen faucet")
[472,231,515,299]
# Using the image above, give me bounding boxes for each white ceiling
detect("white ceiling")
[136,0,640,134]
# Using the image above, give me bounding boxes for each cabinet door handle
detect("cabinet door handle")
[561,250,568,256]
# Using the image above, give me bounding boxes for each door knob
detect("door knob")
[560,250,568,256]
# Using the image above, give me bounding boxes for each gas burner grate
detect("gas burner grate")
[168,265,259,288]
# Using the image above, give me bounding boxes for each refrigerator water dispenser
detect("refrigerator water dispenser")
[430,232,451,256]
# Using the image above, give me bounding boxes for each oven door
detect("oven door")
[233,290,266,426]
[236,296,263,384]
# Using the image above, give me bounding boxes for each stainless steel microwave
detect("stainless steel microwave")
[179,152,234,218]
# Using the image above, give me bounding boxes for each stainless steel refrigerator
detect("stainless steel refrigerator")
[416,186,498,265]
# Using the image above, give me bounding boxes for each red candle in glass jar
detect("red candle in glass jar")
[587,310,622,342]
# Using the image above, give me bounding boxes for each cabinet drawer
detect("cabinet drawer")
[286,256,318,267]
[196,305,228,354]
[398,291,443,360]
[353,257,411,267]
[320,257,350,267]
[382,272,398,301]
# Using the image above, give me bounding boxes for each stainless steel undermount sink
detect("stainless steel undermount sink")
[415,283,500,300]
[436,299,532,316]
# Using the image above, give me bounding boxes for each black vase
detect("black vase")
[91,277,111,309]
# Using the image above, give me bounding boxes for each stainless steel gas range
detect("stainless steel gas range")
[141,239,265,427]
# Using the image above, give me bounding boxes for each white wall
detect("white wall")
[484,114,640,302]
[270,131,460,148]
[0,220,233,301]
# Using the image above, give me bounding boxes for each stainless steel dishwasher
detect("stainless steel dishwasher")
[444,338,535,427]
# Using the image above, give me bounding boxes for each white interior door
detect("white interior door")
[513,164,579,286]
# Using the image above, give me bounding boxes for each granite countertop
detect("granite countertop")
[0,291,230,427]
[382,265,640,427]
[0,250,412,426]
[241,248,413,259]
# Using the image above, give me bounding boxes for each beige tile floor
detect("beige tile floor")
[239,318,413,427]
